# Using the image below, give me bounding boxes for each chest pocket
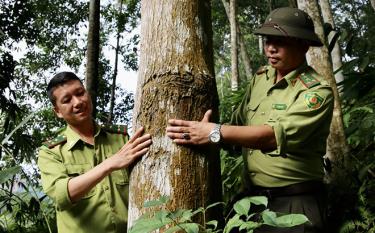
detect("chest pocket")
[268,104,287,123]
[65,163,96,199]
[246,100,261,124]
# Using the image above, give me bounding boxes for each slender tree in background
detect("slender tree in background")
[320,0,344,88]
[86,0,101,117]
[229,0,239,90]
[371,0,375,11]
[108,0,123,124]
[128,0,222,229]
[297,0,349,182]
[221,0,253,79]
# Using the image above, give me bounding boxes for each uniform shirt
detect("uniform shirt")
[38,124,129,233]
[232,62,334,187]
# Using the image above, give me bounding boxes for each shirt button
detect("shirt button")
[250,173,256,177]
[261,112,265,115]
[104,185,109,191]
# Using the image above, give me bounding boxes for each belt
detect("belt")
[248,181,324,199]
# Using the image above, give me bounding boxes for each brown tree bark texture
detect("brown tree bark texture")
[128,0,222,229]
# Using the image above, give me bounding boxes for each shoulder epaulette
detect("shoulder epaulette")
[102,125,128,135]
[299,71,320,88]
[256,66,268,75]
[42,134,67,149]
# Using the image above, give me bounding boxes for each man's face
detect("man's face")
[52,80,93,126]
[263,36,308,74]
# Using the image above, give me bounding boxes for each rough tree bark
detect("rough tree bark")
[229,0,239,90]
[128,0,222,230]
[297,0,349,182]
[320,0,344,89]
[85,0,100,117]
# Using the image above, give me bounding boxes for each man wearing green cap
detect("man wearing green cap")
[38,72,152,232]
[166,7,333,233]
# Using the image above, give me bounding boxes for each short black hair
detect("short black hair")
[47,72,83,106]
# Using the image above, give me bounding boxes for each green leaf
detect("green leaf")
[2,111,38,145]
[206,220,218,229]
[191,207,204,216]
[239,221,260,232]
[262,210,309,227]
[179,209,193,222]
[224,215,245,233]
[262,210,278,226]
[246,196,268,206]
[0,166,22,184]
[144,195,170,207]
[164,223,199,233]
[129,215,173,233]
[129,218,172,233]
[234,198,250,216]
[274,214,309,227]
[168,209,185,221]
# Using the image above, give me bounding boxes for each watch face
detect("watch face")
[209,131,220,143]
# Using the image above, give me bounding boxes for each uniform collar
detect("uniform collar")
[266,61,309,86]
[65,123,102,151]
[283,61,309,86]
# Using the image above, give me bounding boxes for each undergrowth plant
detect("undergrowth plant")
[129,195,309,233]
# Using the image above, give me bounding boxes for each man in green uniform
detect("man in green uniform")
[38,72,152,233]
[166,7,333,233]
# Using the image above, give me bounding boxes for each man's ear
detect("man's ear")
[53,107,63,119]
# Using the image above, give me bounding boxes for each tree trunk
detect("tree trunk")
[297,0,349,182]
[229,0,239,90]
[128,0,222,230]
[107,1,123,124]
[288,0,298,7]
[371,0,375,12]
[221,0,253,79]
[320,0,344,90]
[85,0,100,117]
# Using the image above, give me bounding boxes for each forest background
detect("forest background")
[0,0,374,232]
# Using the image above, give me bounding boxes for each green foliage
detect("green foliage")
[325,19,375,231]
[129,195,308,233]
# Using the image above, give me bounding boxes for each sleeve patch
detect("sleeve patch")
[304,92,324,109]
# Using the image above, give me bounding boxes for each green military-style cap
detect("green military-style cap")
[254,7,323,47]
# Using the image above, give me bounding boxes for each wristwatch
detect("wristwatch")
[208,124,221,144]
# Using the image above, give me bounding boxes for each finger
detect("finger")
[132,134,151,146]
[167,119,192,127]
[172,138,194,145]
[134,147,150,158]
[166,126,189,133]
[128,127,145,143]
[166,132,185,139]
[133,138,152,151]
[201,110,212,122]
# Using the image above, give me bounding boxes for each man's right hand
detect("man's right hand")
[68,127,151,202]
[108,127,152,171]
